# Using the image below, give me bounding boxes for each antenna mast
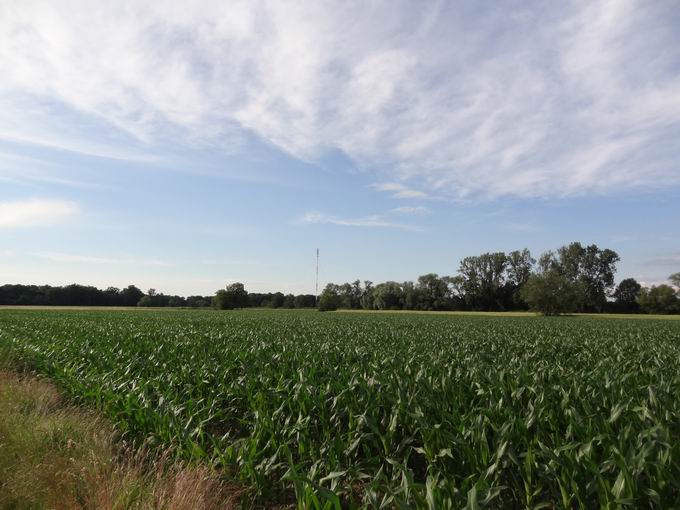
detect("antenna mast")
[315,248,319,305]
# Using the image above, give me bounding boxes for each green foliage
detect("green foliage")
[213,282,249,310]
[520,271,579,315]
[613,278,642,313]
[637,285,680,314]
[670,273,680,289]
[372,281,405,310]
[318,284,341,311]
[120,285,145,306]
[3,310,680,508]
[541,243,620,312]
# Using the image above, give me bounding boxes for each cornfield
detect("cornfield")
[1,309,680,508]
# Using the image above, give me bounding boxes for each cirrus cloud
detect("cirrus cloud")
[297,211,421,231]
[0,199,79,228]
[1,0,679,199]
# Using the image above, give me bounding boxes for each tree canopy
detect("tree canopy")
[213,283,249,310]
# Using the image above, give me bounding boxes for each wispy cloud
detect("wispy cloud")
[0,199,79,228]
[390,206,431,216]
[297,211,421,231]
[32,252,172,267]
[372,182,429,199]
[1,1,679,198]
[0,150,102,189]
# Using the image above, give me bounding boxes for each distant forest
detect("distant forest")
[0,284,315,310]
[2,242,678,315]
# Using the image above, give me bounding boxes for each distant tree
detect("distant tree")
[401,281,420,310]
[265,292,285,308]
[360,281,374,310]
[338,283,354,309]
[186,295,211,307]
[520,271,579,316]
[349,280,363,309]
[294,294,316,308]
[541,243,620,312]
[670,273,680,290]
[104,287,121,306]
[458,252,509,310]
[213,282,249,310]
[283,294,296,308]
[416,273,449,310]
[294,294,306,308]
[443,275,465,310]
[612,278,642,313]
[214,289,230,309]
[550,242,620,312]
[137,295,154,307]
[505,249,535,308]
[318,284,341,311]
[372,282,404,310]
[167,296,185,307]
[637,285,680,314]
[121,285,144,307]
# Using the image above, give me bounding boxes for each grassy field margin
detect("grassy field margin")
[2,306,679,320]
[0,359,240,509]
[337,309,680,320]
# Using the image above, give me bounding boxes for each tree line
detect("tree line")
[0,283,317,310]
[314,242,680,315]
[2,241,678,314]
[0,284,212,308]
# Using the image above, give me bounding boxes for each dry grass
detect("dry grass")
[0,370,241,510]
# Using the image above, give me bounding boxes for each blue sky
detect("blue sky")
[0,0,678,295]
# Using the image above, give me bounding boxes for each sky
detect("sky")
[0,0,679,296]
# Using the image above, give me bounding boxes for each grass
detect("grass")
[0,366,240,510]
[3,306,678,320]
[338,309,680,320]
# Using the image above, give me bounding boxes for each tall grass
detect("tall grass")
[0,368,239,509]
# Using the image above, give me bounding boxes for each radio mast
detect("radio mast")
[315,248,319,305]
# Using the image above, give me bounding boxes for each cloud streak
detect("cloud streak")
[372,182,430,199]
[1,1,679,199]
[0,199,79,228]
[391,206,431,216]
[298,211,420,231]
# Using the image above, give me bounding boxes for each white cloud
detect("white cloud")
[0,199,79,228]
[0,150,102,189]
[298,211,420,231]
[391,206,431,216]
[1,1,679,198]
[373,182,429,199]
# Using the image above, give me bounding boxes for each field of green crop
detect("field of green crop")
[1,309,680,508]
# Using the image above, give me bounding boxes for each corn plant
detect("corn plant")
[1,309,680,508]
